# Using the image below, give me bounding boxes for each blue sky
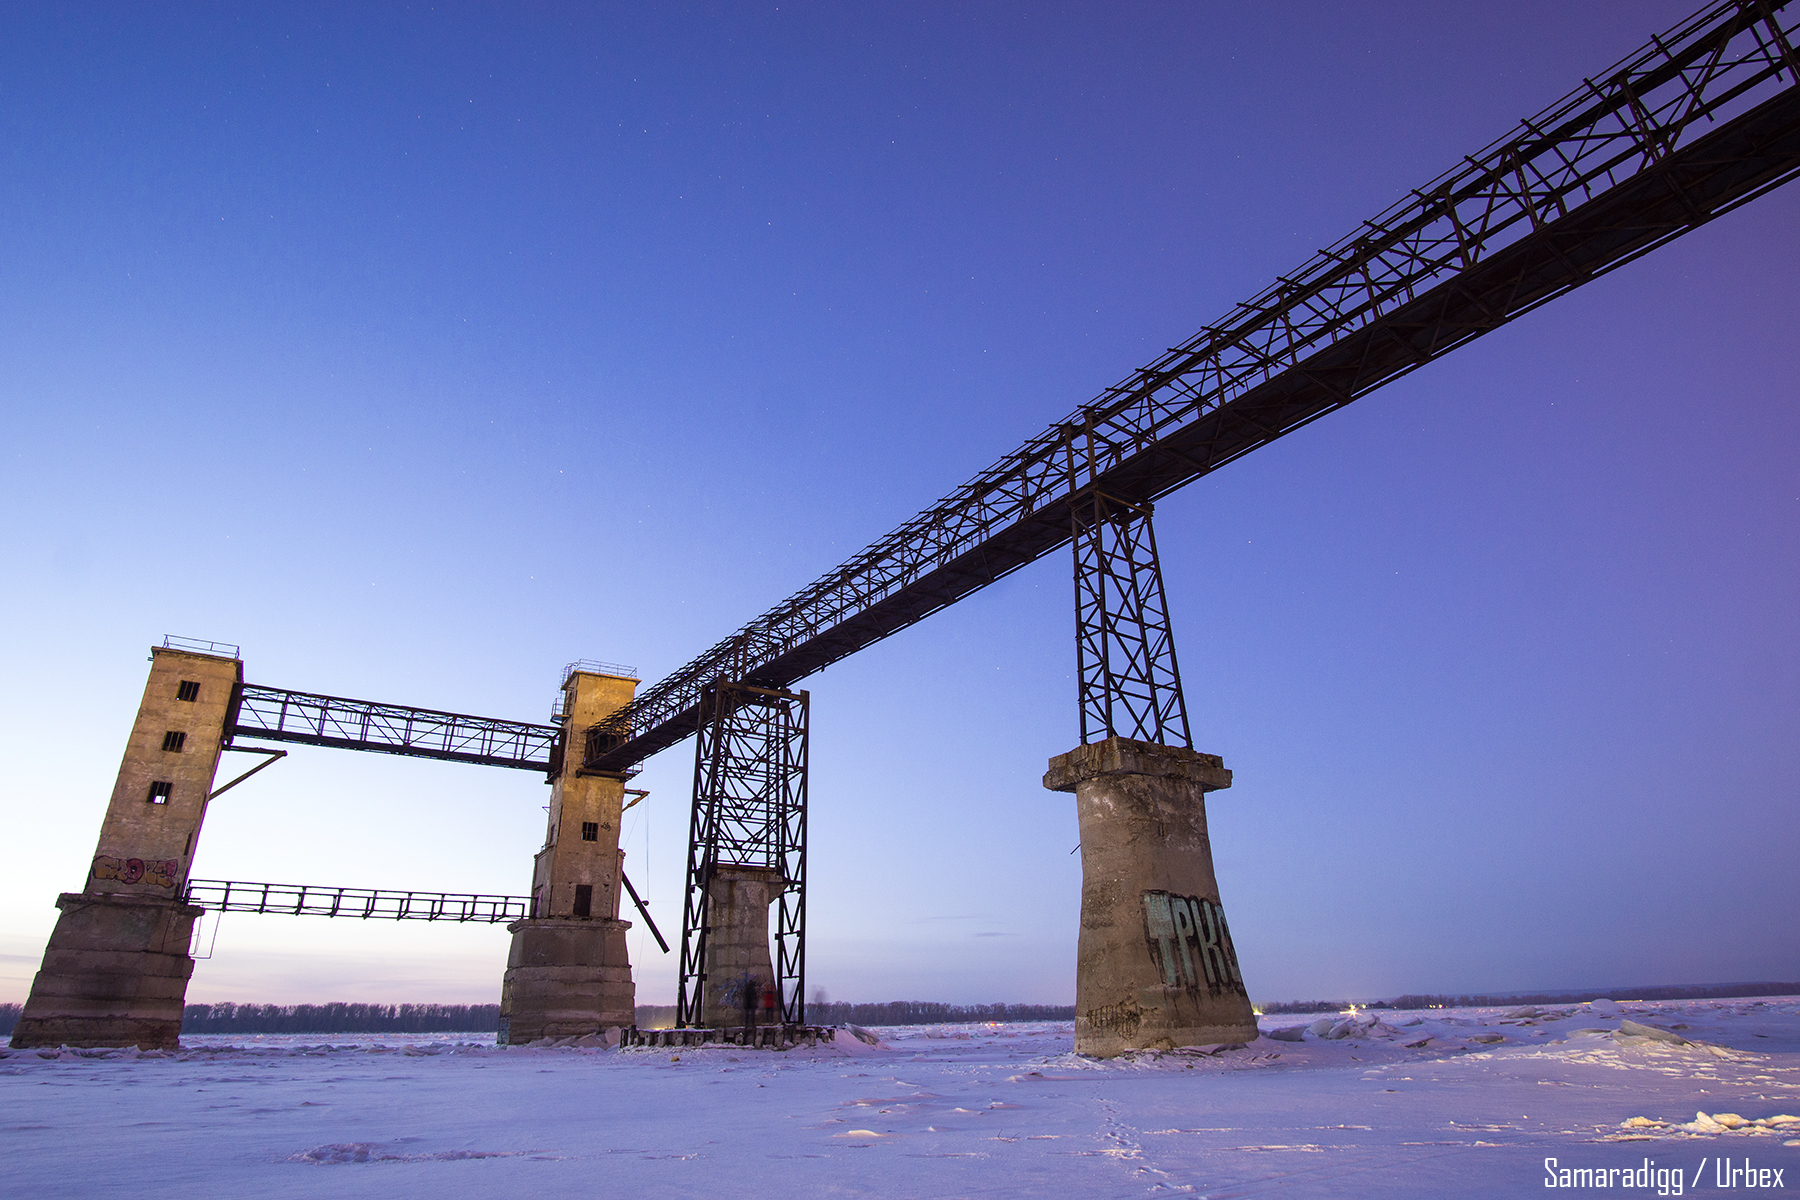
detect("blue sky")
[3,1,1795,1008]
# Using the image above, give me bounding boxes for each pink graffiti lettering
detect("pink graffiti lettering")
[91,855,179,889]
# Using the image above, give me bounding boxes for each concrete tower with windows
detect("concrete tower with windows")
[497,667,639,1044]
[12,645,240,1049]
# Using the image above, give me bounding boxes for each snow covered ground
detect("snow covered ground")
[4,997,1797,1197]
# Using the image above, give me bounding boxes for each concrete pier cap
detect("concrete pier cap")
[1045,736,1257,1058]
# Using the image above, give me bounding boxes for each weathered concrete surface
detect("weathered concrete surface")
[700,865,783,1029]
[89,646,238,900]
[497,918,636,1043]
[10,893,203,1049]
[14,645,238,1049]
[529,670,638,922]
[501,669,638,1044]
[1045,736,1257,1057]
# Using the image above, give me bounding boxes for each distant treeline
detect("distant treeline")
[181,1003,502,1033]
[0,1004,18,1036]
[1262,981,1800,1014]
[806,1001,1075,1026]
[636,1001,1074,1029]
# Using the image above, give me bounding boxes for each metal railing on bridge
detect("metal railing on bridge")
[184,879,529,923]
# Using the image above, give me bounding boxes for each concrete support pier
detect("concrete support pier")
[498,917,635,1043]
[699,864,783,1029]
[499,667,639,1044]
[13,645,239,1050]
[12,893,205,1050]
[1044,736,1257,1057]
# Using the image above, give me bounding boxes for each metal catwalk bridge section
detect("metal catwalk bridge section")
[183,879,529,923]
[183,875,668,941]
[586,0,1800,774]
[227,683,561,772]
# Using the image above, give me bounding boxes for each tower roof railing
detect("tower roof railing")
[161,635,241,659]
[561,659,640,685]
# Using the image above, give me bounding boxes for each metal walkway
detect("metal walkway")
[226,684,561,773]
[184,879,529,923]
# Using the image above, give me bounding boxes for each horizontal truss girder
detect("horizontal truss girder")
[229,683,559,772]
[585,0,1800,773]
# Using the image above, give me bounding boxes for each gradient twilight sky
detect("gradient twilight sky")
[2,2,1795,1009]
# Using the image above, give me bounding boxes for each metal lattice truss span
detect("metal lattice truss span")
[677,684,809,1028]
[184,879,528,923]
[586,0,1800,773]
[1074,494,1191,747]
[229,684,560,772]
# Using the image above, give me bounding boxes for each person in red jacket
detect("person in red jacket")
[760,981,779,1027]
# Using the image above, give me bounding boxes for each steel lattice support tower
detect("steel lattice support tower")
[677,682,808,1028]
[1072,492,1192,748]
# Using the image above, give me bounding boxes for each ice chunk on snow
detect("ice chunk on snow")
[825,1026,891,1052]
[1618,1019,1688,1045]
[1672,1112,1799,1134]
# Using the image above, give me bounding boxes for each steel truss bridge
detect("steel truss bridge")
[194,1,1799,1030]
[583,0,1800,1026]
[586,0,1800,775]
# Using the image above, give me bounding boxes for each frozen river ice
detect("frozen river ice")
[4,998,1797,1197]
